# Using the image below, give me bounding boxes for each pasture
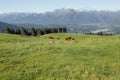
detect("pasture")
[0,33,120,80]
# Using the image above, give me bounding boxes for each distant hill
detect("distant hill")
[1,9,120,24]
[0,22,120,34]
[0,22,18,32]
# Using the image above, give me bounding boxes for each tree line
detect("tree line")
[2,27,66,36]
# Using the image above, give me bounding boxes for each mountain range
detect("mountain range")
[0,9,120,34]
[1,9,120,24]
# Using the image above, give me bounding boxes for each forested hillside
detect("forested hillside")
[0,22,18,31]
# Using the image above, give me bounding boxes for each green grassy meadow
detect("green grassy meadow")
[0,33,120,80]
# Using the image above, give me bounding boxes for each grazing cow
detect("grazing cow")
[65,36,72,40]
[72,38,75,40]
[48,36,54,39]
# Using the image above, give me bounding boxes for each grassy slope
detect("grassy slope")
[0,33,120,80]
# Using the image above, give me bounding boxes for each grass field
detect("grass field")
[0,33,120,80]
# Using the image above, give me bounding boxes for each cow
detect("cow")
[65,36,72,40]
[48,36,54,39]
[72,38,75,40]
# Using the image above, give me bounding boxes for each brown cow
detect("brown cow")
[65,36,72,40]
[48,36,54,39]
[72,38,75,40]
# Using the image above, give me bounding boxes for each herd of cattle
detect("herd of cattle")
[46,36,75,41]
[45,31,114,41]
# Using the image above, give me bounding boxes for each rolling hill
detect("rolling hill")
[0,33,120,79]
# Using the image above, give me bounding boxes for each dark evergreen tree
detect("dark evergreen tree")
[20,27,28,36]
[97,32,103,35]
[58,27,60,33]
[36,28,41,36]
[40,30,44,35]
[3,27,11,34]
[53,28,58,33]
[51,28,54,33]
[59,27,62,33]
[10,28,15,34]
[15,28,21,34]
[30,27,36,36]
[47,28,52,34]
[43,28,47,34]
[62,27,66,33]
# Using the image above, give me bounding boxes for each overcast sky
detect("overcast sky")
[0,0,120,13]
